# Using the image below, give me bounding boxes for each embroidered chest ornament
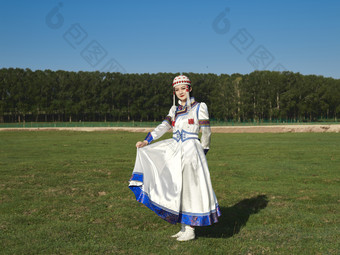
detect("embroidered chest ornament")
[172,75,194,126]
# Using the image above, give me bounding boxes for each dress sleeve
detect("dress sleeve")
[144,106,176,143]
[198,102,211,150]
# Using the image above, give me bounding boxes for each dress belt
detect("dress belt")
[173,130,199,142]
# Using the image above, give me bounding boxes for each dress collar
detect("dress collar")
[178,97,196,110]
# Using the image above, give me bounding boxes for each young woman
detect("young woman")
[129,75,221,241]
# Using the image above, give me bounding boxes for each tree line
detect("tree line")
[0,68,339,123]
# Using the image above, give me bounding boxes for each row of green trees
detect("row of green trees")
[0,68,339,123]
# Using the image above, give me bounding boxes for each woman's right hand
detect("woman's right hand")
[136,140,148,148]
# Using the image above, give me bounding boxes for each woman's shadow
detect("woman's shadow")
[196,195,269,238]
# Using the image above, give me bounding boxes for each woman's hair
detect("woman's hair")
[173,85,192,91]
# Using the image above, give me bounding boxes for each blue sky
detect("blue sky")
[1,0,339,78]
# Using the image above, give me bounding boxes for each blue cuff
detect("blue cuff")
[144,132,153,144]
[204,149,209,155]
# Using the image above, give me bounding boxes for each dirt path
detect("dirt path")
[1,124,340,133]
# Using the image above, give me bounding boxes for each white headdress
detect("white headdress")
[172,75,194,125]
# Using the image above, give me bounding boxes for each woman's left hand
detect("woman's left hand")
[136,140,148,148]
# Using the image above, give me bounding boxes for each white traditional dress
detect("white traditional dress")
[129,98,221,226]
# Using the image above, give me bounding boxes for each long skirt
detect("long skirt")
[129,138,221,226]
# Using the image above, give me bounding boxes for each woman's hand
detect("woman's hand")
[136,140,148,148]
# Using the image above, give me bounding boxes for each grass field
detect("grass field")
[1,120,339,129]
[0,131,339,254]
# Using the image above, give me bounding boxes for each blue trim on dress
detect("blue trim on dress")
[130,172,143,182]
[173,130,199,142]
[144,132,153,144]
[162,116,172,126]
[175,100,198,120]
[129,184,221,226]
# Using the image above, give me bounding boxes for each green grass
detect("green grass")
[1,119,339,128]
[0,131,339,254]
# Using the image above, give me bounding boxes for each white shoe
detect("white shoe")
[176,225,195,241]
[171,224,185,238]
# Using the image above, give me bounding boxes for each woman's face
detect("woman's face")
[175,85,191,102]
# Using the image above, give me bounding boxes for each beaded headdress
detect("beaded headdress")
[172,75,194,125]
